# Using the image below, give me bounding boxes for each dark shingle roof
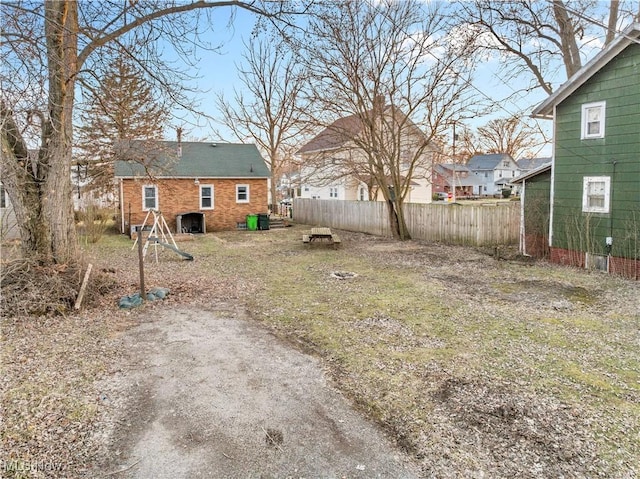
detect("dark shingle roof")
[516,157,551,171]
[114,141,270,178]
[435,163,470,174]
[466,153,515,170]
[511,163,552,184]
[297,115,364,154]
[297,105,428,155]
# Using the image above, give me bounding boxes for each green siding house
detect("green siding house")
[532,23,640,280]
[511,163,552,259]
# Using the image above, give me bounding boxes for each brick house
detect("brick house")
[115,141,270,235]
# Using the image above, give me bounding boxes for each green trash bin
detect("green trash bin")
[246,214,258,231]
[258,213,270,230]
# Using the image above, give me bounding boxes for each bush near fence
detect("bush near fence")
[293,199,519,246]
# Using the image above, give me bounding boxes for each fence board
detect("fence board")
[294,199,519,246]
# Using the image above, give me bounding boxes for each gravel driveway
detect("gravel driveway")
[94,304,420,478]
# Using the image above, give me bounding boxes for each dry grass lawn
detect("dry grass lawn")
[1,224,638,478]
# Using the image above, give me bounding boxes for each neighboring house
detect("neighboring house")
[510,163,552,258]
[516,157,551,174]
[114,141,270,235]
[296,102,436,204]
[432,163,483,198]
[0,182,19,241]
[71,163,117,211]
[531,22,640,279]
[466,153,521,196]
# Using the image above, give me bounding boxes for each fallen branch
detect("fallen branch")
[74,263,93,310]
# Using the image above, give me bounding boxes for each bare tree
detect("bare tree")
[476,116,540,159]
[0,1,293,265]
[456,0,639,95]
[215,38,308,209]
[292,0,478,240]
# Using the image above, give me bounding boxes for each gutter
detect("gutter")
[119,178,125,234]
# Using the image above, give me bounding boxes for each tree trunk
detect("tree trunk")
[605,0,620,46]
[387,199,411,240]
[1,2,79,264]
[270,171,278,214]
[553,0,582,78]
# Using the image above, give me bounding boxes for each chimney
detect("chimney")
[176,127,183,158]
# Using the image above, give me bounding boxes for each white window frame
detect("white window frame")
[235,184,249,203]
[200,184,214,210]
[582,176,610,213]
[581,101,606,139]
[142,185,158,211]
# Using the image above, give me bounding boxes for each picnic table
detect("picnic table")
[302,227,341,247]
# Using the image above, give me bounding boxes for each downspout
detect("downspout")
[548,106,557,251]
[119,178,125,234]
[520,179,527,255]
[607,160,617,273]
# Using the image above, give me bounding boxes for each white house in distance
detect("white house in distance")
[467,153,521,196]
[296,101,436,204]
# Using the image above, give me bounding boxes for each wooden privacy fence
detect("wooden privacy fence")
[293,198,520,246]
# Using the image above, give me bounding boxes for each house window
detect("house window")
[329,187,338,198]
[236,184,249,203]
[582,176,610,213]
[200,185,214,209]
[503,161,509,167]
[142,185,157,211]
[1,184,6,208]
[581,101,606,139]
[359,187,366,201]
[484,172,488,178]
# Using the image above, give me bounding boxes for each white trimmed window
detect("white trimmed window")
[581,101,606,139]
[236,184,249,203]
[582,176,610,213]
[329,187,338,198]
[142,185,157,211]
[200,184,214,209]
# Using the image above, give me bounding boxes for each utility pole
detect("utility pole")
[452,122,457,203]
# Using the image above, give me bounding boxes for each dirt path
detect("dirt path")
[94,304,420,478]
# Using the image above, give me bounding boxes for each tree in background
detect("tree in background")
[75,53,168,201]
[456,0,639,95]
[291,0,478,240]
[436,116,542,165]
[476,116,540,159]
[215,38,308,210]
